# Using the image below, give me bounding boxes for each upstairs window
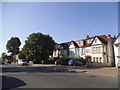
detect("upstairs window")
[70,42,73,45]
[99,57,102,62]
[79,41,83,45]
[93,57,95,62]
[95,39,97,43]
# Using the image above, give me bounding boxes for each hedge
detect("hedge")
[58,56,86,65]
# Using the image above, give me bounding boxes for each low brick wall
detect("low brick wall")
[91,62,102,68]
[102,63,112,67]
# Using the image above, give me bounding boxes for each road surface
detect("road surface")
[1,64,118,89]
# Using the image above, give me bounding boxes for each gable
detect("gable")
[92,37,102,45]
[69,41,79,48]
[69,42,75,48]
[114,34,120,45]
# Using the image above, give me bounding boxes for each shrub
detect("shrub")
[43,60,55,64]
[69,57,86,65]
[58,56,70,65]
[58,56,86,65]
[7,59,12,63]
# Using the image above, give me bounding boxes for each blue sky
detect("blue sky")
[1,2,118,55]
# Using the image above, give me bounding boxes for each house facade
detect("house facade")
[113,34,120,67]
[90,35,116,66]
[52,34,116,67]
[69,41,80,58]
[53,43,69,59]
[76,35,94,61]
[91,36,108,64]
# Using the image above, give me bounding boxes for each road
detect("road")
[1,64,118,89]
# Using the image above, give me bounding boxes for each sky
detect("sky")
[1,2,118,55]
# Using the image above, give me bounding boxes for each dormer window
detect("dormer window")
[70,42,73,45]
[79,41,82,45]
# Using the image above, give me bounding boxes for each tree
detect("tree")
[6,37,21,55]
[21,33,56,63]
[1,52,7,60]
[18,51,26,59]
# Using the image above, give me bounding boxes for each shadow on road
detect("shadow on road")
[2,66,79,73]
[2,75,27,89]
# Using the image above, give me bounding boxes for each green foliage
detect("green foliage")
[58,56,86,65]
[1,52,6,60]
[21,32,56,63]
[6,37,21,55]
[58,56,70,65]
[7,59,12,63]
[18,51,26,59]
[69,57,86,65]
[69,57,85,61]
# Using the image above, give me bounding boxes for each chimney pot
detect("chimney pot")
[107,34,111,38]
[86,35,90,39]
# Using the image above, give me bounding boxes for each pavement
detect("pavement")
[31,64,118,78]
[2,64,118,89]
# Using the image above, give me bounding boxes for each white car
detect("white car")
[18,60,28,65]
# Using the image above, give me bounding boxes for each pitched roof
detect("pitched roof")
[59,34,112,48]
[98,35,110,41]
[54,43,69,50]
[97,36,108,45]
[91,35,111,45]
[113,33,120,44]
[70,41,79,48]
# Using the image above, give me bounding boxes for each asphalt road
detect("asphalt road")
[1,64,118,89]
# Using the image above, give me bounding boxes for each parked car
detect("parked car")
[68,59,82,66]
[18,59,28,65]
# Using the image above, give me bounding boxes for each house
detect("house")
[107,36,116,66]
[69,41,80,58]
[113,34,120,67]
[75,34,115,66]
[90,34,115,66]
[53,43,69,59]
[52,34,116,67]
[76,40,85,58]
[75,35,94,60]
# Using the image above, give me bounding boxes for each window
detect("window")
[93,57,95,62]
[70,43,72,45]
[92,47,94,53]
[79,41,82,45]
[96,57,98,62]
[95,39,97,43]
[86,49,90,53]
[88,39,92,43]
[99,57,102,62]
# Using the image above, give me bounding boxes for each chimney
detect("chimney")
[86,35,90,39]
[107,34,111,38]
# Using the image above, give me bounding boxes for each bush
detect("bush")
[69,57,86,65]
[18,51,26,59]
[7,59,12,63]
[58,56,70,65]
[42,60,55,64]
[58,56,86,65]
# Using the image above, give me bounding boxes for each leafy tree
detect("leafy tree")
[18,51,26,59]
[6,37,21,56]
[21,33,56,63]
[1,52,7,60]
